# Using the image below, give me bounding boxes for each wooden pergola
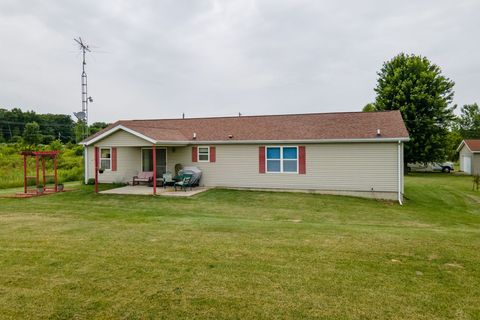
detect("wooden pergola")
[20,150,60,195]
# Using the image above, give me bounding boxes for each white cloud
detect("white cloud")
[0,0,478,122]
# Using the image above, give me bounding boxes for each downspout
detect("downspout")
[398,141,403,205]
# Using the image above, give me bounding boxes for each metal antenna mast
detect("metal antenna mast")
[74,37,93,139]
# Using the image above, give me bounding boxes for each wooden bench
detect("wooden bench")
[132,172,153,186]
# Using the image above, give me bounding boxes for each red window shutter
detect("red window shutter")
[210,146,216,162]
[299,146,306,174]
[111,147,117,171]
[259,146,266,173]
[192,146,198,162]
[94,147,99,170]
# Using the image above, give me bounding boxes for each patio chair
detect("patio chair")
[132,172,153,186]
[174,174,193,192]
[163,172,174,189]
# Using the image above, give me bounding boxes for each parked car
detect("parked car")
[407,162,454,173]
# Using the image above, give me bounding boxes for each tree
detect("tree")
[0,107,76,143]
[457,103,480,139]
[362,103,376,112]
[74,121,87,143]
[444,130,462,161]
[89,122,109,135]
[23,121,42,146]
[372,53,456,164]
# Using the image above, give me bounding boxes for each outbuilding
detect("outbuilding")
[457,139,480,175]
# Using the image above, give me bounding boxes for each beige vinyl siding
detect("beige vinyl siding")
[474,154,480,175]
[95,129,153,147]
[171,143,400,193]
[87,146,141,183]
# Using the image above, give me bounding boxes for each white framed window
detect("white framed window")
[198,146,210,162]
[100,148,111,170]
[266,146,298,173]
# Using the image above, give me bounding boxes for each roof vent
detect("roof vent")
[376,129,381,136]
[228,134,233,139]
[193,132,197,139]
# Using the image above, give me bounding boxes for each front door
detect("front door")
[141,148,167,178]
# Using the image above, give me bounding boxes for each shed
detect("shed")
[457,139,480,175]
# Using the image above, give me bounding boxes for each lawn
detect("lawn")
[0,174,479,319]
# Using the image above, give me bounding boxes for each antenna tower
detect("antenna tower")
[73,37,93,139]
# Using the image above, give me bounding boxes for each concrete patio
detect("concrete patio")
[100,185,209,197]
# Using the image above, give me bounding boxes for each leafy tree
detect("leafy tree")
[362,103,376,112]
[444,130,463,161]
[23,121,42,146]
[74,121,87,143]
[42,134,55,145]
[10,136,23,144]
[0,107,75,143]
[89,122,109,135]
[457,103,480,139]
[48,139,64,151]
[372,53,456,164]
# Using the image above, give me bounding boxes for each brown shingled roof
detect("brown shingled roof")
[463,139,480,152]
[82,110,409,144]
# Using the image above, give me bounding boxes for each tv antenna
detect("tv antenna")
[73,37,93,139]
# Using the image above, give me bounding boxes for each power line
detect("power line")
[0,120,75,127]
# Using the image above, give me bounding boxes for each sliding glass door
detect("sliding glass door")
[141,148,167,178]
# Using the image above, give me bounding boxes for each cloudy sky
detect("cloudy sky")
[0,0,479,123]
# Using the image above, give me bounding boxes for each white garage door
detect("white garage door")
[463,156,472,174]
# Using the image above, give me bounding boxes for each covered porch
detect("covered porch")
[91,143,202,195]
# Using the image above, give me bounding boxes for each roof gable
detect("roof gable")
[85,125,157,146]
[457,139,480,153]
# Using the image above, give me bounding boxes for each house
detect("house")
[457,139,480,174]
[80,111,409,202]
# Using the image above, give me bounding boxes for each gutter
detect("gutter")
[80,137,410,146]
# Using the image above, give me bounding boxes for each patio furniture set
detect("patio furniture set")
[132,167,202,191]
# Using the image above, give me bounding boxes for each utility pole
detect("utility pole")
[73,37,93,139]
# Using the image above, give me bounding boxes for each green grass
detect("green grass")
[0,174,479,319]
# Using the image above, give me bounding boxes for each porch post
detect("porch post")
[23,154,27,194]
[35,154,39,188]
[54,155,58,192]
[42,157,46,189]
[153,145,157,195]
[94,146,99,193]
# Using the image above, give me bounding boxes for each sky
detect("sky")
[0,0,479,123]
